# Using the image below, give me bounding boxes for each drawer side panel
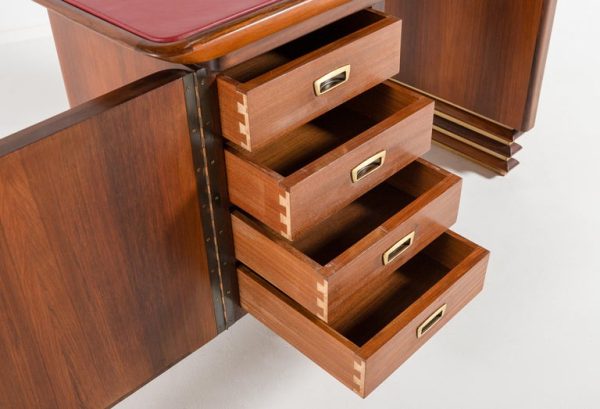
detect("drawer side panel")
[238,267,361,392]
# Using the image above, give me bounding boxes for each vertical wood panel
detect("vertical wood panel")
[387,0,555,130]
[0,72,217,408]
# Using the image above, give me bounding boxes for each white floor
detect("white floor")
[1,1,600,408]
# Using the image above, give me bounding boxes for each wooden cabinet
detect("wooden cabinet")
[1,0,553,406]
[218,11,488,395]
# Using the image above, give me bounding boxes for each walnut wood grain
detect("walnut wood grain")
[35,0,379,64]
[238,231,490,397]
[386,0,556,131]
[226,81,433,240]
[232,159,462,323]
[0,71,217,409]
[217,10,402,151]
[49,11,186,107]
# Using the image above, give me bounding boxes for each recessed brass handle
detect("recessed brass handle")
[314,65,351,96]
[382,231,415,265]
[351,151,386,183]
[417,304,447,339]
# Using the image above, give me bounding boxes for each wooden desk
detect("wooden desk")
[0,1,553,407]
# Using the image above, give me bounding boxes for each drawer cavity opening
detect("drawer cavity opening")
[231,82,422,178]
[221,10,386,84]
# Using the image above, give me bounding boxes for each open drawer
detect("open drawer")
[238,231,489,397]
[226,81,434,240]
[232,159,462,324]
[217,9,402,151]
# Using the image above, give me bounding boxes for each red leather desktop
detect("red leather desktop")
[63,0,284,42]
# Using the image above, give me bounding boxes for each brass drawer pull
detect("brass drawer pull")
[417,305,447,338]
[314,65,351,96]
[382,231,415,265]
[351,151,386,183]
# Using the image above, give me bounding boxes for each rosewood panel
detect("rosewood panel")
[386,0,557,131]
[0,72,218,409]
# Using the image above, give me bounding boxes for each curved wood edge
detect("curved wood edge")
[522,0,558,131]
[34,0,376,64]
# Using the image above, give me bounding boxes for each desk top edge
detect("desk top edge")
[34,0,368,64]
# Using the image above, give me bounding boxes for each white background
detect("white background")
[0,1,50,44]
[1,1,599,408]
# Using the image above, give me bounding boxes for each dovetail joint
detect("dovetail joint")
[353,359,366,396]
[236,93,251,151]
[316,280,328,321]
[278,191,291,240]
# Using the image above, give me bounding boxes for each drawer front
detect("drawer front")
[225,82,434,240]
[232,159,462,322]
[217,10,402,151]
[238,231,489,397]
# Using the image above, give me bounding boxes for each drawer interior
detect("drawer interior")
[238,231,489,397]
[231,158,461,322]
[222,10,387,84]
[290,160,450,265]
[338,233,477,344]
[236,83,423,177]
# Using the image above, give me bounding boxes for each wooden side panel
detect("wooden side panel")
[522,0,557,128]
[238,267,363,394]
[231,212,328,320]
[49,11,184,107]
[0,73,217,409]
[224,149,290,238]
[363,250,489,396]
[217,79,252,150]
[387,0,556,130]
